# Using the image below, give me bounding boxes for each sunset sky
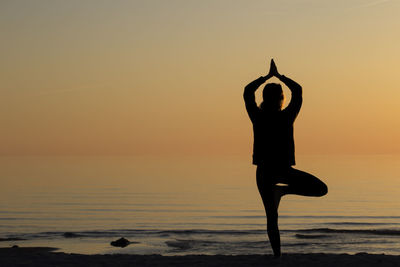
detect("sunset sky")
[1,0,399,156]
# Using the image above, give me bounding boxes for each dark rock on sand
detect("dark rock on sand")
[111,237,130,248]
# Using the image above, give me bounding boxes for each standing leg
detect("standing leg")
[256,165,281,258]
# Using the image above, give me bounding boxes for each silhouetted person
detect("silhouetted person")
[243,59,328,258]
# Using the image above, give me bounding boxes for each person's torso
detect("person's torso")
[252,109,295,166]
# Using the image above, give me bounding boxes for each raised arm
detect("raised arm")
[243,75,268,122]
[277,74,302,121]
[243,60,278,121]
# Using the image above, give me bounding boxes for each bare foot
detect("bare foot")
[273,252,282,259]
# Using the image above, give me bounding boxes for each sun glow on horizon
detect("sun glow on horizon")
[1,0,400,156]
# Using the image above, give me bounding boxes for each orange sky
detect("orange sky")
[1,0,399,156]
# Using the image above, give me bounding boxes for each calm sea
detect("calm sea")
[1,155,399,255]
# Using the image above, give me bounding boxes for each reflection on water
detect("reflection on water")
[0,155,399,255]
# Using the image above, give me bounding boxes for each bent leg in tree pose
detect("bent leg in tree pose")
[243,59,328,257]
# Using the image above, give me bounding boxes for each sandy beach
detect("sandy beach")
[1,247,400,267]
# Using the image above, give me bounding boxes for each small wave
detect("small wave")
[209,216,264,219]
[283,242,311,247]
[165,238,265,251]
[323,222,395,226]
[165,239,194,250]
[156,229,263,236]
[295,234,331,239]
[63,232,84,238]
[295,228,400,236]
[280,215,400,219]
[0,237,27,242]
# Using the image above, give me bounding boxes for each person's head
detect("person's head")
[261,83,284,111]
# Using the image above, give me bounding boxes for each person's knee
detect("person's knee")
[319,182,328,196]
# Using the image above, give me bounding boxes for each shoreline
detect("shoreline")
[1,247,400,267]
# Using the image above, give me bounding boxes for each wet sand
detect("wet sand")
[1,247,400,267]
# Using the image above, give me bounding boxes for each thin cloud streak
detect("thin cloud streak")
[346,0,394,12]
[34,85,110,96]
[363,0,393,8]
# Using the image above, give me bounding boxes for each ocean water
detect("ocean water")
[1,155,400,255]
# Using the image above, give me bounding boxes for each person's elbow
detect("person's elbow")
[296,84,303,93]
[292,85,302,98]
[243,86,251,100]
